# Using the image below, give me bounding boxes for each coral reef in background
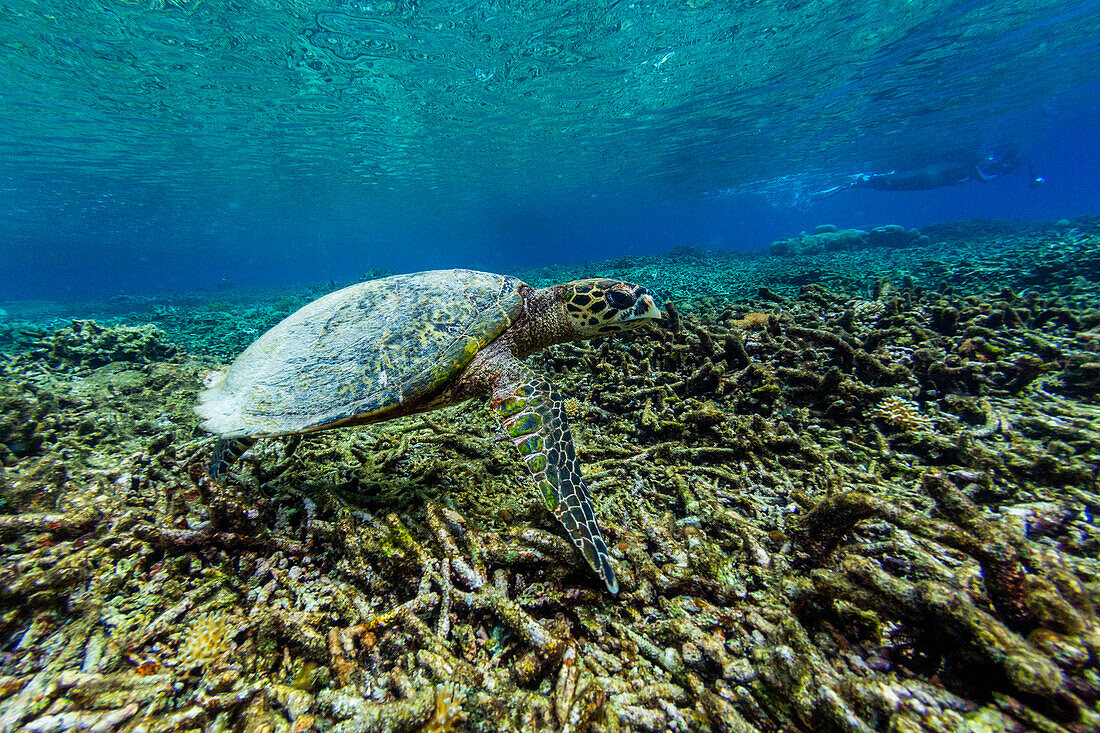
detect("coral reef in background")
[523,215,1100,310]
[3,215,1099,363]
[768,223,929,257]
[0,219,1098,732]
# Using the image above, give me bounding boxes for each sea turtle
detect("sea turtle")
[196,269,661,593]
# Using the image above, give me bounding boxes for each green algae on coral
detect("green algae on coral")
[1,219,1099,731]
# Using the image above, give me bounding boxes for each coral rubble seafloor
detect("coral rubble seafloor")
[0,218,1098,732]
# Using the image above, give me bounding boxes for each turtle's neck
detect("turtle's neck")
[507,284,575,359]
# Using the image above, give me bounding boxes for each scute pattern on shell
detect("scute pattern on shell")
[197,270,525,436]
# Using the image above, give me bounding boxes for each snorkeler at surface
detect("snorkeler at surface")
[809,146,1037,202]
[851,148,1020,191]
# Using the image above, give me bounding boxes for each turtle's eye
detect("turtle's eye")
[606,290,636,310]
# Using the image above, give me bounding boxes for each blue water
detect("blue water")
[2,0,1100,300]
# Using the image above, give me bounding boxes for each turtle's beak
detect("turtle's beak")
[625,291,662,324]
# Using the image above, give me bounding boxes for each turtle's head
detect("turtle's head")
[558,278,662,338]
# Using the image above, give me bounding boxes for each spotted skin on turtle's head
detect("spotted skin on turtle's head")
[561,279,661,337]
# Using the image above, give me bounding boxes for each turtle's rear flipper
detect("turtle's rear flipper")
[209,437,257,480]
[490,362,618,594]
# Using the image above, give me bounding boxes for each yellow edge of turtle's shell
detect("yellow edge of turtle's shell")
[301,327,507,434]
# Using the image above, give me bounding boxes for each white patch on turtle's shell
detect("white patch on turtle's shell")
[196,269,524,436]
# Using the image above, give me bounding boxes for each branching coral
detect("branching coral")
[869,395,934,432]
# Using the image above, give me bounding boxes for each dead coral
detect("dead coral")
[26,320,178,367]
[792,471,1099,728]
[0,380,59,462]
[1,241,1099,732]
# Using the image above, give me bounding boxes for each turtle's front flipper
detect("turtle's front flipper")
[208,437,257,480]
[491,370,618,594]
